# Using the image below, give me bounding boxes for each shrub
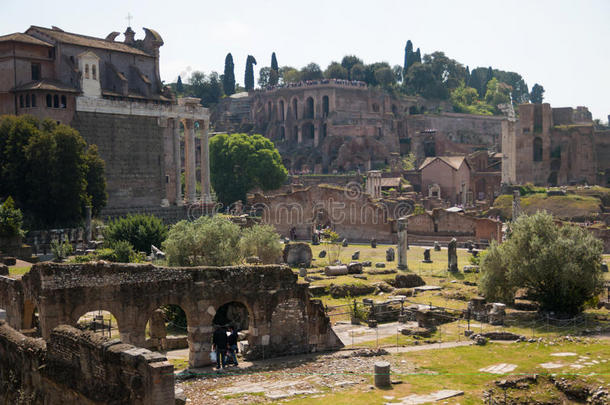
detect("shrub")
[479,211,603,315]
[163,216,241,266]
[108,240,139,263]
[0,197,24,238]
[321,229,342,266]
[104,214,168,253]
[239,224,282,264]
[50,239,73,262]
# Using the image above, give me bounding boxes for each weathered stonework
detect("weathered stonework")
[0,262,342,369]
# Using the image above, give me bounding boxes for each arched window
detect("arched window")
[31,94,36,107]
[61,95,67,108]
[279,100,285,121]
[46,94,52,107]
[533,137,543,162]
[322,95,329,116]
[25,94,30,108]
[305,97,314,119]
[53,95,59,108]
[92,64,97,80]
[372,103,380,112]
[292,98,298,120]
[322,123,327,139]
[85,64,90,79]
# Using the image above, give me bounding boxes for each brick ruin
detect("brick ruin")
[0,322,174,404]
[0,262,342,373]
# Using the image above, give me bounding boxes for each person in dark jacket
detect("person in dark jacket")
[212,326,228,369]
[227,326,239,366]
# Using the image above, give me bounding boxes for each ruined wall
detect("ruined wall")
[8,262,341,368]
[0,276,24,329]
[250,184,395,242]
[0,321,174,404]
[407,209,502,244]
[71,112,166,208]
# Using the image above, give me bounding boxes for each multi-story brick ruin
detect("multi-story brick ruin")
[0,26,211,214]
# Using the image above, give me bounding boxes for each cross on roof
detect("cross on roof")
[126,13,133,27]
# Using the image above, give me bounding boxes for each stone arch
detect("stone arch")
[212,301,250,331]
[22,299,39,331]
[72,306,122,339]
[322,95,329,116]
[302,122,315,143]
[305,97,314,119]
[533,137,543,162]
[145,304,190,352]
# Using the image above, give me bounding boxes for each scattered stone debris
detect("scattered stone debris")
[479,363,518,374]
[375,262,386,268]
[389,389,464,404]
[394,273,425,288]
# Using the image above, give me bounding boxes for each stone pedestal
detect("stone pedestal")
[374,361,391,388]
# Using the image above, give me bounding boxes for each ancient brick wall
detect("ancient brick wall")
[0,321,174,404]
[407,209,502,244]
[71,111,166,208]
[7,262,341,368]
[0,276,24,330]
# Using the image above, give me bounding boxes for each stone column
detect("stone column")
[183,119,196,203]
[314,124,319,147]
[397,217,408,270]
[199,120,211,203]
[174,119,182,205]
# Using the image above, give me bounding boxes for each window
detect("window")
[61,95,67,108]
[92,64,97,80]
[53,95,59,108]
[19,95,24,108]
[533,137,543,162]
[25,95,30,108]
[292,99,298,120]
[85,64,90,79]
[322,96,329,116]
[46,94,52,107]
[31,94,36,108]
[279,100,285,121]
[372,103,380,112]
[31,63,41,81]
[305,97,314,119]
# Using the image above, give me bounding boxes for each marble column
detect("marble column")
[200,120,211,203]
[183,119,196,203]
[174,119,182,205]
[397,217,408,270]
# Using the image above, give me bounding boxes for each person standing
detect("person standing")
[227,326,239,366]
[212,326,228,369]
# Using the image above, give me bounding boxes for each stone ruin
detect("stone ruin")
[0,263,342,376]
[0,321,174,404]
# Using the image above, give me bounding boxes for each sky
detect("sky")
[3,0,609,120]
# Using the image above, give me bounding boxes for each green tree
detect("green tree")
[324,62,348,79]
[530,83,545,104]
[479,212,604,315]
[270,52,279,86]
[104,214,168,253]
[245,55,257,91]
[403,40,414,76]
[350,63,366,81]
[258,67,271,88]
[188,71,223,107]
[450,82,494,115]
[210,133,287,205]
[404,62,446,99]
[163,215,242,266]
[239,224,282,264]
[176,75,184,93]
[223,53,236,95]
[300,62,323,81]
[392,65,403,84]
[0,197,24,238]
[341,55,363,79]
[84,144,107,216]
[493,69,529,104]
[374,66,395,89]
[484,78,512,111]
[280,66,300,84]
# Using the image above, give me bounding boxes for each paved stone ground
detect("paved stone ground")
[479,363,518,374]
[387,389,464,404]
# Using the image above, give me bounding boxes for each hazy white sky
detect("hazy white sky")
[4,0,609,120]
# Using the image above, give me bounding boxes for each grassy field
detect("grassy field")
[8,265,31,276]
[492,193,602,220]
[283,340,610,404]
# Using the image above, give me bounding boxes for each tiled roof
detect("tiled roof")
[419,156,468,171]
[12,79,79,93]
[0,32,52,47]
[26,26,151,57]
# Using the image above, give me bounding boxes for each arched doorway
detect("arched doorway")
[292,98,298,120]
[213,301,250,331]
[145,304,189,357]
[22,299,40,335]
[305,97,314,119]
[75,309,119,339]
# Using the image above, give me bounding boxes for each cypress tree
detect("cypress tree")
[403,40,413,77]
[465,66,470,86]
[245,55,257,91]
[223,53,236,95]
[269,52,279,86]
[415,48,421,64]
[176,75,183,93]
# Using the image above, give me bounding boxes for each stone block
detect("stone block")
[347,262,363,274]
[395,274,425,288]
[352,251,360,260]
[283,242,313,267]
[0,264,8,276]
[325,265,348,276]
[463,265,480,273]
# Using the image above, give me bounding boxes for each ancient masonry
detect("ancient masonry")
[0,262,342,370]
[0,25,212,213]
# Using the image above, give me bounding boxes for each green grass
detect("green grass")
[282,340,610,405]
[8,265,31,276]
[492,193,601,220]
